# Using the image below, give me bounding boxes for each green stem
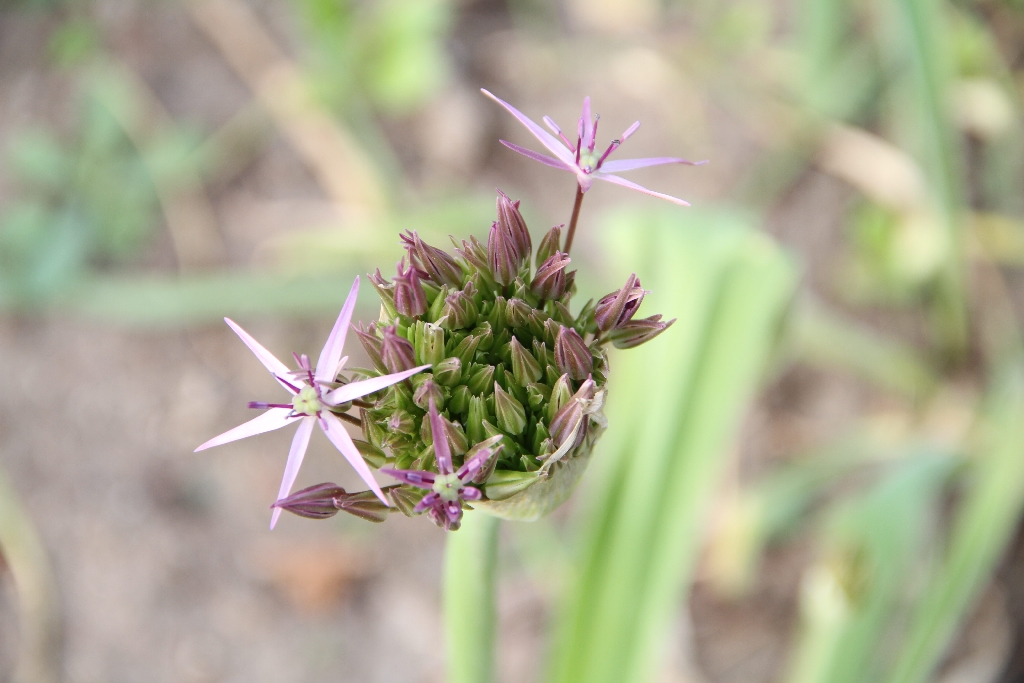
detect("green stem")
[564,185,585,255]
[445,511,501,683]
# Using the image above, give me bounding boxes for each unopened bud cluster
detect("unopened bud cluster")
[326,192,672,528]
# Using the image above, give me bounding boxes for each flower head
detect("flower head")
[482,89,706,206]
[381,399,503,531]
[194,276,430,528]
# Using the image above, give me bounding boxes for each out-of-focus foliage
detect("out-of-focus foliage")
[294,0,453,114]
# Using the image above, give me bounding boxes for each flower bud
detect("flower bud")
[428,284,448,321]
[532,339,549,367]
[394,258,428,317]
[547,373,573,422]
[531,252,571,300]
[273,483,390,523]
[415,321,446,366]
[448,385,471,414]
[382,325,417,373]
[554,326,593,380]
[450,333,481,365]
[433,357,462,386]
[535,224,562,268]
[531,419,551,454]
[368,269,398,319]
[485,470,540,500]
[441,288,479,329]
[421,412,468,456]
[487,220,519,286]
[526,382,549,411]
[468,364,495,396]
[509,336,543,385]
[353,439,387,468]
[467,395,489,442]
[506,298,533,329]
[494,382,527,435]
[401,231,464,288]
[596,273,647,332]
[388,409,417,435]
[413,379,445,412]
[388,485,425,517]
[361,409,386,449]
[608,315,675,349]
[550,378,596,452]
[496,190,532,260]
[454,235,490,275]
[355,322,386,373]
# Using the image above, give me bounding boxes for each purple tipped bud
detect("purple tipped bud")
[607,315,675,349]
[388,409,417,434]
[355,322,386,373]
[487,220,519,286]
[493,382,527,435]
[413,379,445,412]
[433,357,462,386]
[509,336,543,385]
[531,252,571,300]
[496,190,532,260]
[454,235,491,278]
[595,273,647,332]
[388,486,426,517]
[367,268,397,318]
[535,225,563,268]
[554,326,593,380]
[272,483,390,523]
[394,258,428,317]
[400,231,464,288]
[549,378,596,451]
[441,289,479,329]
[381,325,417,373]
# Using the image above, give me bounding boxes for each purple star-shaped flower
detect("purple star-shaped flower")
[481,89,706,206]
[381,399,502,531]
[195,276,430,528]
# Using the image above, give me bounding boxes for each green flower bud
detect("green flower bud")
[509,336,542,385]
[526,382,550,411]
[449,333,481,366]
[388,485,425,517]
[353,439,388,469]
[428,284,449,322]
[468,364,495,396]
[548,373,573,422]
[506,297,533,329]
[535,225,562,268]
[467,395,490,443]
[387,410,417,435]
[485,471,541,501]
[449,385,471,414]
[494,382,527,435]
[414,321,446,366]
[413,379,445,412]
[361,409,386,450]
[433,357,462,386]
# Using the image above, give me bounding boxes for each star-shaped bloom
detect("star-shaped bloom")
[381,399,502,531]
[195,276,430,528]
[481,89,706,206]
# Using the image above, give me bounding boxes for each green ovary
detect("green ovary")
[291,386,322,416]
[433,473,462,502]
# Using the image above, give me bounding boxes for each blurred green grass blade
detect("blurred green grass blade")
[886,366,1024,683]
[0,464,60,683]
[445,511,500,683]
[548,208,797,683]
[785,452,957,683]
[892,0,968,355]
[32,272,363,327]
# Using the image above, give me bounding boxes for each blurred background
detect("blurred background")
[3,0,1024,681]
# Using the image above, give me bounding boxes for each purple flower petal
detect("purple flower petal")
[427,398,453,475]
[224,318,299,389]
[499,140,575,171]
[598,157,707,174]
[323,364,431,405]
[320,412,388,505]
[580,97,594,151]
[414,491,441,514]
[593,173,691,206]
[481,89,577,167]
[194,407,295,452]
[315,276,360,383]
[270,416,315,529]
[461,486,482,501]
[380,468,437,489]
